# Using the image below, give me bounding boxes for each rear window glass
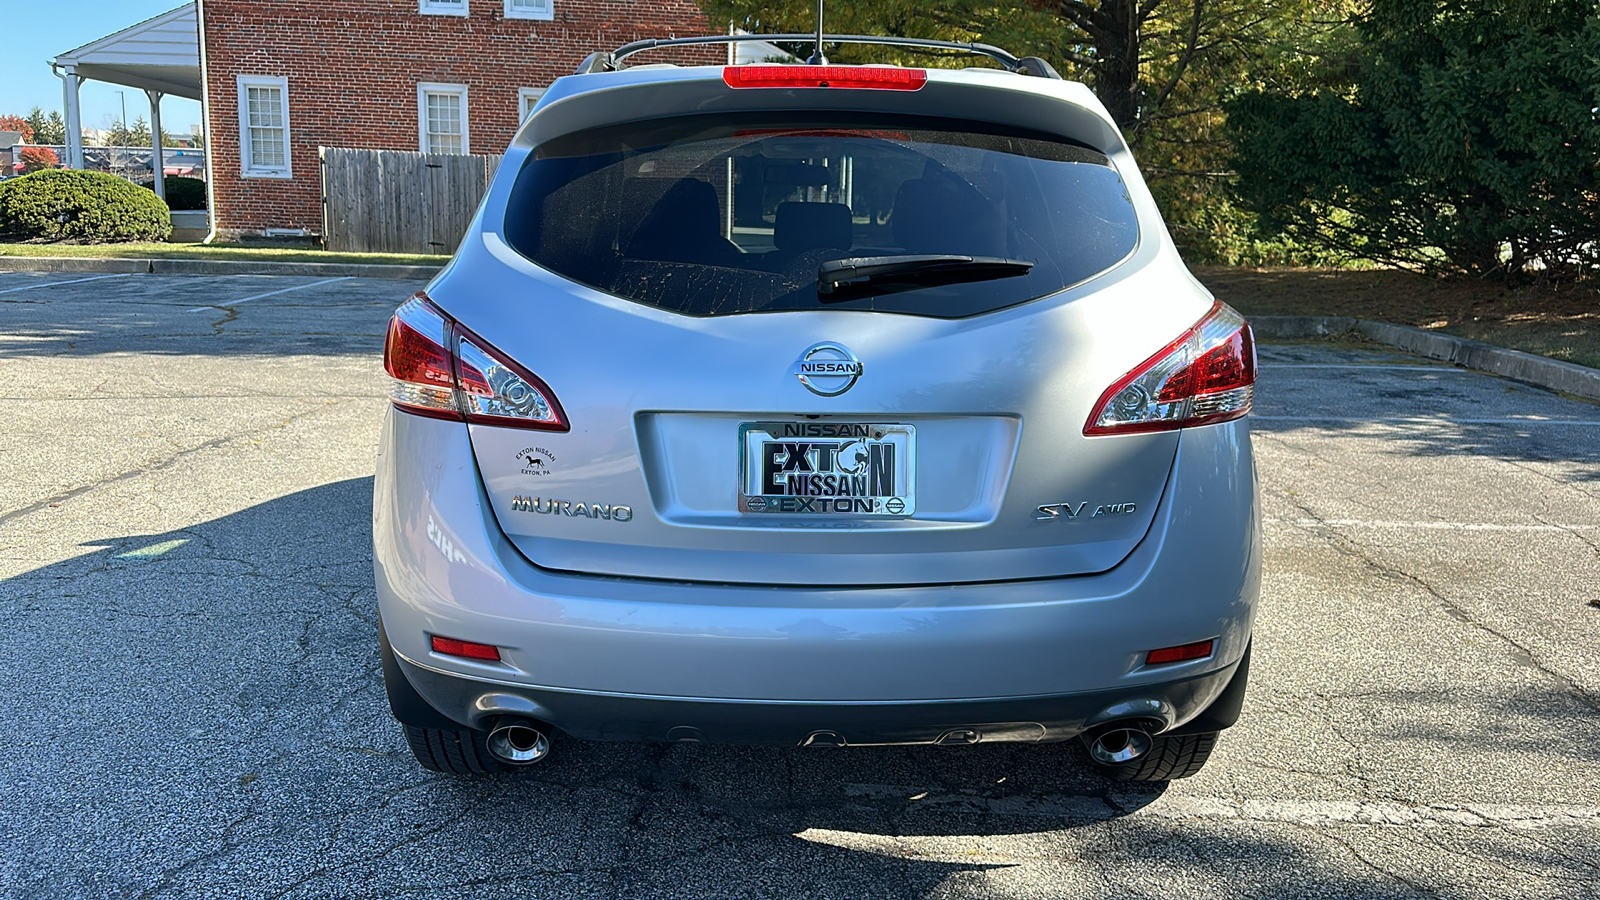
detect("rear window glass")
[504,113,1139,318]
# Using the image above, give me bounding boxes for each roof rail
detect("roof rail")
[574,34,1061,80]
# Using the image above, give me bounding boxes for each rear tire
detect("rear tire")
[1087,731,1218,781]
[403,724,517,775]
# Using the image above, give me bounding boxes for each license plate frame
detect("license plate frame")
[738,421,916,516]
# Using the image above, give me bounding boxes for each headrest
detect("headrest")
[773,201,853,253]
[627,178,724,260]
[892,177,1006,257]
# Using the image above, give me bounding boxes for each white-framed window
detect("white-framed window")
[418,83,470,155]
[505,0,553,20]
[237,75,291,179]
[518,87,545,122]
[419,0,468,16]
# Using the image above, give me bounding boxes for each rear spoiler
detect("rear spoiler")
[574,33,1062,80]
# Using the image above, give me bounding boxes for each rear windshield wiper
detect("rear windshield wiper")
[817,255,1035,300]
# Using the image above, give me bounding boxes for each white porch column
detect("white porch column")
[146,89,166,200]
[58,67,85,169]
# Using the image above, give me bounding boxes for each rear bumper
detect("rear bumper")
[391,647,1244,745]
[374,408,1260,715]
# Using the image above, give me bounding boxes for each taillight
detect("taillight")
[384,294,567,431]
[384,299,459,419]
[723,65,928,91]
[1085,301,1256,436]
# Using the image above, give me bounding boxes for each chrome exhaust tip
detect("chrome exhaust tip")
[1084,721,1156,766]
[486,720,550,765]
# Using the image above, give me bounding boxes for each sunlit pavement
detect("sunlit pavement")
[1,271,1597,899]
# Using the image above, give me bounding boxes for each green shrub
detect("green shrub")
[1226,0,1600,277]
[139,175,207,211]
[0,169,171,243]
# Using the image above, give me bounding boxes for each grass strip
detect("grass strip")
[1198,266,1600,370]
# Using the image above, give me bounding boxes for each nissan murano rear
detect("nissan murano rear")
[373,38,1260,780]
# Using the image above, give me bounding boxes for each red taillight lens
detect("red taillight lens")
[430,635,502,662]
[384,299,459,420]
[723,65,928,91]
[1146,639,1215,666]
[383,293,568,431]
[1085,301,1256,436]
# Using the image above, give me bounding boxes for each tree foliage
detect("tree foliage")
[24,108,68,146]
[1226,0,1600,276]
[0,114,33,141]
[698,0,1351,262]
[18,146,59,174]
[107,115,173,148]
[701,1,1301,139]
[0,169,171,243]
[140,175,207,211]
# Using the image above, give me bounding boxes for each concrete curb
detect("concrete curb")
[0,256,153,275]
[0,256,442,280]
[1253,315,1600,403]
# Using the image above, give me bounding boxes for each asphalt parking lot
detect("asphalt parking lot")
[2,270,1598,899]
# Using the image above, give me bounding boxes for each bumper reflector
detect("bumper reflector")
[431,635,502,662]
[1146,639,1214,666]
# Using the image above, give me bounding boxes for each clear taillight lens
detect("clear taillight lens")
[454,331,562,428]
[1085,301,1256,436]
[383,294,567,431]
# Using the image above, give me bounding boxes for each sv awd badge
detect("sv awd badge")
[1036,501,1138,521]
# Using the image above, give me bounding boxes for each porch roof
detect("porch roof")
[51,4,201,100]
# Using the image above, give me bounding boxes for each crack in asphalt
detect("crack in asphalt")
[1320,829,1441,896]
[208,306,240,336]
[1272,489,1600,716]
[262,793,498,900]
[0,398,352,531]
[1497,456,1600,503]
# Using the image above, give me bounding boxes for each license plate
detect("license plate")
[739,422,916,516]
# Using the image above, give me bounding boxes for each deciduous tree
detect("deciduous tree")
[0,114,33,141]
[19,146,60,173]
[700,0,1350,261]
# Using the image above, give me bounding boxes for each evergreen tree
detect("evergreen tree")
[26,108,52,142]
[1226,0,1600,276]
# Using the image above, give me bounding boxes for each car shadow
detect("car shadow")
[3,478,1588,897]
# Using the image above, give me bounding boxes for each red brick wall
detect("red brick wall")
[199,0,720,237]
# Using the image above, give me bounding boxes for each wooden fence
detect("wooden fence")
[320,147,502,254]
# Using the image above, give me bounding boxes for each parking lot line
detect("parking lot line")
[1253,415,1600,427]
[1260,364,1471,372]
[814,790,1600,831]
[0,273,136,296]
[1267,518,1600,532]
[187,276,352,312]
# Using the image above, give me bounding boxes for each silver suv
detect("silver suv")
[374,34,1260,781]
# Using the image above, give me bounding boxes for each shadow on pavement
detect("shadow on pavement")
[1251,412,1600,483]
[2,478,1586,897]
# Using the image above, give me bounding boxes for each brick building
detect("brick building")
[51,1,715,237]
[195,0,715,237]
